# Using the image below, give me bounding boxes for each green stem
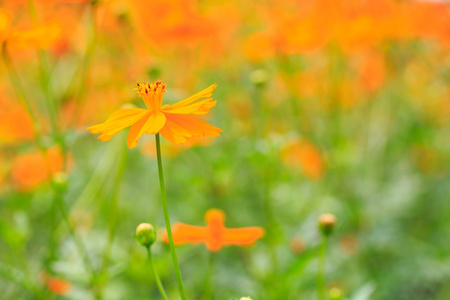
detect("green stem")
[317,236,329,300]
[155,133,187,300]
[147,247,169,300]
[202,252,214,300]
[54,191,95,274]
[96,143,128,299]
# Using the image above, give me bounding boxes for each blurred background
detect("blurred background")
[0,0,450,299]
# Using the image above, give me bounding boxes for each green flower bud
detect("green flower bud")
[329,287,344,300]
[250,69,269,87]
[136,223,156,248]
[318,213,336,237]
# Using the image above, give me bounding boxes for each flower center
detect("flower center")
[136,80,166,112]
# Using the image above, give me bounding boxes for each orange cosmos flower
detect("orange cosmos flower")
[0,9,61,50]
[40,273,71,295]
[10,147,65,191]
[281,139,325,180]
[87,81,223,149]
[162,209,265,252]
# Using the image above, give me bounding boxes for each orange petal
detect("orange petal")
[87,108,147,142]
[0,9,11,35]
[126,111,166,149]
[159,117,193,144]
[162,84,217,110]
[159,113,222,144]
[162,98,217,115]
[9,23,61,49]
[162,223,209,245]
[222,227,265,246]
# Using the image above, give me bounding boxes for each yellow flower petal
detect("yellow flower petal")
[127,111,166,149]
[160,113,222,144]
[162,98,217,115]
[87,108,148,142]
[162,84,217,110]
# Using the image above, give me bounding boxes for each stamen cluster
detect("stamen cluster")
[136,80,166,97]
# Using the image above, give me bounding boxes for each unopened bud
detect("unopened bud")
[329,287,344,300]
[318,213,336,237]
[250,69,269,87]
[290,236,306,255]
[52,172,68,192]
[136,223,156,248]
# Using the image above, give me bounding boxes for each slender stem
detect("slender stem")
[53,190,96,276]
[155,133,187,300]
[317,236,329,300]
[96,142,128,299]
[202,252,214,300]
[147,247,169,300]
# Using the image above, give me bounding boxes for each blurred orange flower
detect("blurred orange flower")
[0,95,34,144]
[40,273,71,295]
[246,0,450,58]
[162,209,265,252]
[10,147,65,191]
[281,139,325,180]
[88,81,223,149]
[0,9,61,50]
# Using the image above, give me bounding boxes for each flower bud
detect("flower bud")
[250,69,269,87]
[136,223,156,248]
[52,172,68,192]
[318,213,336,237]
[329,287,344,300]
[289,236,306,255]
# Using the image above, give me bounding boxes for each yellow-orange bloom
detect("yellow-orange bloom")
[281,139,325,180]
[40,272,71,295]
[0,9,61,50]
[11,148,65,191]
[162,209,265,252]
[87,81,223,149]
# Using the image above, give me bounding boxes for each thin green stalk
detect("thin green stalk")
[202,252,214,300]
[96,143,128,299]
[155,133,187,300]
[53,190,96,276]
[317,236,329,300]
[147,247,169,300]
[1,42,42,144]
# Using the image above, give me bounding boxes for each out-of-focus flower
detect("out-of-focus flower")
[281,139,325,180]
[339,234,358,255]
[40,272,71,295]
[245,0,450,58]
[0,95,34,144]
[289,236,306,255]
[353,50,386,93]
[128,0,239,52]
[162,209,265,252]
[240,297,252,300]
[0,9,61,50]
[318,213,337,237]
[88,81,223,149]
[410,145,447,177]
[10,147,65,191]
[329,287,344,300]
